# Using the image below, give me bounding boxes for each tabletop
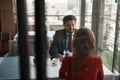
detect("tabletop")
[0,56,63,80]
[0,56,114,80]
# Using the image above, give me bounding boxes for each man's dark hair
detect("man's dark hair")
[63,15,76,25]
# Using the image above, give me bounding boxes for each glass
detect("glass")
[63,50,73,57]
[63,50,70,56]
[85,0,93,29]
[97,0,117,71]
[113,16,120,73]
[12,0,81,31]
[45,0,80,15]
[50,58,60,66]
[45,0,80,31]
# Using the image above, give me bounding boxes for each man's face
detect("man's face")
[64,20,76,33]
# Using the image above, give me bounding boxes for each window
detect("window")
[97,0,120,74]
[45,0,80,30]
[85,0,93,28]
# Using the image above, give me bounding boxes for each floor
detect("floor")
[0,52,9,63]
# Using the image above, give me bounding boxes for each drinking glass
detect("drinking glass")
[63,50,73,57]
[63,50,70,56]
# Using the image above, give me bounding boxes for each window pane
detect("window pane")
[85,0,93,29]
[26,0,35,30]
[114,16,120,74]
[45,0,80,31]
[98,0,117,71]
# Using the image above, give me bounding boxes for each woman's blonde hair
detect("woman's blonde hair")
[72,27,96,71]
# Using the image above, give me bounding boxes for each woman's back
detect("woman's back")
[71,55,104,80]
[59,55,104,80]
[59,28,104,80]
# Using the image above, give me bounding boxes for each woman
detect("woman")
[59,28,104,80]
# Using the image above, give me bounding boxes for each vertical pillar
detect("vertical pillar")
[80,0,86,27]
[92,0,105,51]
[16,0,30,79]
[35,0,47,80]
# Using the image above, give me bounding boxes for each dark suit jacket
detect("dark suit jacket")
[59,56,104,80]
[49,29,76,59]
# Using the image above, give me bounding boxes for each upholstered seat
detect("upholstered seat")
[0,32,12,55]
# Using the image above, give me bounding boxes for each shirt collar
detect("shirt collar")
[66,31,74,36]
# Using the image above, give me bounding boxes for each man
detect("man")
[49,15,77,61]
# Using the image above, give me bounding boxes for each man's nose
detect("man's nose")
[69,25,73,29]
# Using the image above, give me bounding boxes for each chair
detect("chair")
[0,32,12,55]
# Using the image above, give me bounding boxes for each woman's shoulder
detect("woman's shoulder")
[64,56,72,60]
[63,56,72,62]
[86,55,102,62]
[61,56,72,66]
[90,55,101,59]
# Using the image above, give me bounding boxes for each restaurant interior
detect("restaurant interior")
[0,0,119,80]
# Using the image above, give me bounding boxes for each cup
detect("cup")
[51,58,59,66]
[63,50,69,57]
[63,50,73,57]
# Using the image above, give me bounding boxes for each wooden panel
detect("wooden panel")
[0,0,16,54]
[0,0,16,38]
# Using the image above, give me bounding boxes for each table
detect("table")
[9,31,55,56]
[0,56,63,80]
[0,56,114,80]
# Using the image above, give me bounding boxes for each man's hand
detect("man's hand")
[58,55,64,61]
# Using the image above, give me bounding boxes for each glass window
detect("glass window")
[114,32,120,73]
[26,0,35,31]
[113,10,120,74]
[14,0,81,31]
[98,0,117,71]
[45,0,80,30]
[85,0,93,29]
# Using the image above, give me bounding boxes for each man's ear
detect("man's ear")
[63,24,65,27]
[63,23,67,27]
